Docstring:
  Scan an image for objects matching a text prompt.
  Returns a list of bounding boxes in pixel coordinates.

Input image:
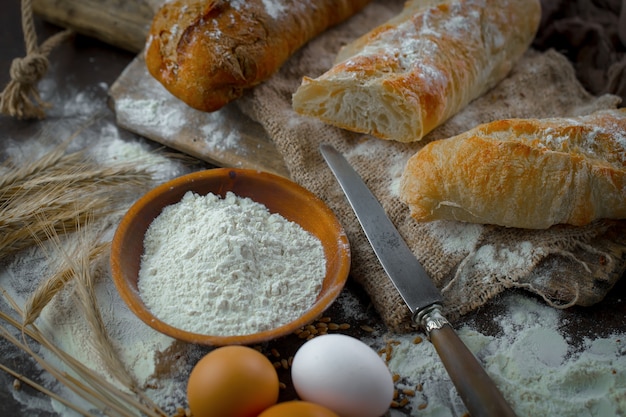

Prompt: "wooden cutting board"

[108,54,289,177]
[33,0,160,53]
[34,0,289,177]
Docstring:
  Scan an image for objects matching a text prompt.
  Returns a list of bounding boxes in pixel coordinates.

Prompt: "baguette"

[292,0,541,143]
[399,109,626,229]
[145,0,372,112]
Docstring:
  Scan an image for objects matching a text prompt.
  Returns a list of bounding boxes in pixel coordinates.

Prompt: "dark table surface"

[0,2,137,415]
[1,1,625,416]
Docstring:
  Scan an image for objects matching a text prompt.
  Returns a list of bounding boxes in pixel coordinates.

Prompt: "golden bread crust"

[145,0,373,112]
[399,109,626,229]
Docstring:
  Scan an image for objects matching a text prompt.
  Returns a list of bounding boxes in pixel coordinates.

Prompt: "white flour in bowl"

[138,191,326,336]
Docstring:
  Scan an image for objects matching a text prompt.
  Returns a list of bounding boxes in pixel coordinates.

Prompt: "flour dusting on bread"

[292,0,541,142]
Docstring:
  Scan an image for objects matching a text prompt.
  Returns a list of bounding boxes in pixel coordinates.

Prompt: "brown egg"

[257,401,341,417]
[187,345,279,417]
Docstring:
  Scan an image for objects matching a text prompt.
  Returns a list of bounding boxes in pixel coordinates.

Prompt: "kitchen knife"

[320,144,517,417]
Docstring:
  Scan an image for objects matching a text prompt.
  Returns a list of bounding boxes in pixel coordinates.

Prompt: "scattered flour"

[38,75,109,118]
[422,220,483,256]
[114,97,188,138]
[138,191,326,336]
[113,86,247,154]
[87,133,189,184]
[383,294,626,417]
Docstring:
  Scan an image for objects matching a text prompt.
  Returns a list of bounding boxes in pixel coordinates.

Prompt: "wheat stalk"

[21,206,169,415]
[22,241,110,326]
[0,138,177,415]
[1,287,169,417]
[0,141,152,260]
[67,217,165,412]
[0,137,70,192]
[0,326,97,417]
[0,309,166,417]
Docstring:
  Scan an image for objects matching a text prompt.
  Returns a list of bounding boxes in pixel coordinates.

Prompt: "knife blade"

[320,144,518,417]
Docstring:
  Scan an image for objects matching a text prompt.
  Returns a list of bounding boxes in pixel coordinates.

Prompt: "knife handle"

[420,306,517,417]
[428,323,517,417]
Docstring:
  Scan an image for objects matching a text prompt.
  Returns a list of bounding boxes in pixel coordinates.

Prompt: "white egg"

[291,334,394,417]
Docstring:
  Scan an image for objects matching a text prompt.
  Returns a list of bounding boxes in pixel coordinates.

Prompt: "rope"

[0,0,74,120]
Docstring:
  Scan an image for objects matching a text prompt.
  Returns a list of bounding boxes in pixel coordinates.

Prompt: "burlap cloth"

[236,0,626,332]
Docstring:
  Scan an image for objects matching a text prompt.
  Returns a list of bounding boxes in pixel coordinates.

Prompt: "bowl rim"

[110,168,351,346]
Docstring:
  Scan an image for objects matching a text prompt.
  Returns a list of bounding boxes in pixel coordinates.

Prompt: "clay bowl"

[110,168,350,346]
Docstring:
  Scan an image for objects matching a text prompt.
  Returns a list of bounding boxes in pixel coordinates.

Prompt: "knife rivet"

[416,304,449,337]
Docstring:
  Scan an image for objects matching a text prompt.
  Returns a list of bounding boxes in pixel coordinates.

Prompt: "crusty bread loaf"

[292,0,541,143]
[145,0,372,112]
[399,109,626,229]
